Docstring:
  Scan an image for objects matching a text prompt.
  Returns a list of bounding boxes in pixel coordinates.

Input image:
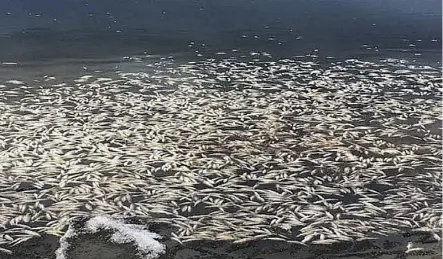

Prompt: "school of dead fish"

[0,55,441,254]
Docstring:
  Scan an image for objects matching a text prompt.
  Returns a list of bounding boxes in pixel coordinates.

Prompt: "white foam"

[55,216,165,259]
[55,225,77,259]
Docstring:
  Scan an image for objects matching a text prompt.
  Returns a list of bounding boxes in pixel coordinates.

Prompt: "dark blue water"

[0,0,441,65]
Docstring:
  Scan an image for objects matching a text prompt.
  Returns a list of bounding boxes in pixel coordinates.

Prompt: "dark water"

[0,0,441,65]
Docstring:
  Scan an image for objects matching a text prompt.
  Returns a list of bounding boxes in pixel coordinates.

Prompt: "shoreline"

[5,220,442,259]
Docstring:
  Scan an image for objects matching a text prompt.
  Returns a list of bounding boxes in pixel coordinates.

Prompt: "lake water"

[0,0,441,72]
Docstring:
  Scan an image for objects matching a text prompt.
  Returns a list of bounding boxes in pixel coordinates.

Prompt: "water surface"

[0,0,440,66]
